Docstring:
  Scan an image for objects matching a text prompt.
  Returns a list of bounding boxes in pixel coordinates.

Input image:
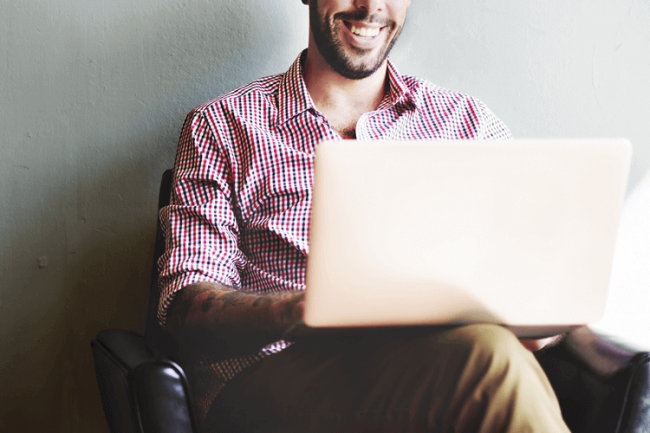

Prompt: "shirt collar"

[277,50,418,124]
[384,58,419,111]
[277,50,316,124]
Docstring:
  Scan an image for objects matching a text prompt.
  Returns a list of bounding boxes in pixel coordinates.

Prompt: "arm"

[160,110,305,360]
[166,281,304,360]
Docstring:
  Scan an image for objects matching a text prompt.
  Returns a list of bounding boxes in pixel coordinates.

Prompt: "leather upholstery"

[615,353,650,433]
[537,328,650,433]
[91,329,199,433]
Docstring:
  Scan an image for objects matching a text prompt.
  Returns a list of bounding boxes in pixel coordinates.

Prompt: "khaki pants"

[205,324,570,432]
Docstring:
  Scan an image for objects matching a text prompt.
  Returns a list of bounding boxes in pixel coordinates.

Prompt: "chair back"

[144,169,177,356]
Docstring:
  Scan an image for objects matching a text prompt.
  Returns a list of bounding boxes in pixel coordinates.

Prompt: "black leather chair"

[91,170,200,433]
[91,170,650,433]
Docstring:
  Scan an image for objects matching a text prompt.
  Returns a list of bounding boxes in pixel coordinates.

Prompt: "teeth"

[351,25,380,37]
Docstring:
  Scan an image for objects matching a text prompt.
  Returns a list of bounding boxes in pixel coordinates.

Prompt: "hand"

[519,334,564,352]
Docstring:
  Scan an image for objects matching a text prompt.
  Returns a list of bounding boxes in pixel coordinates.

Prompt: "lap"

[204,324,529,433]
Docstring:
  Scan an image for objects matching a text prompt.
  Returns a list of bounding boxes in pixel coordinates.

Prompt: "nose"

[353,0,384,14]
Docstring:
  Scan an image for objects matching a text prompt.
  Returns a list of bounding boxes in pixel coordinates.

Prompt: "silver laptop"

[302,139,632,337]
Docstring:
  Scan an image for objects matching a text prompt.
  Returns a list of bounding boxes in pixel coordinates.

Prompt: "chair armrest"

[91,329,200,433]
[564,327,648,377]
[537,327,650,433]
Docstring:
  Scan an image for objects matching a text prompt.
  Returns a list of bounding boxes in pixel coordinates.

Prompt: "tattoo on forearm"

[220,291,247,307]
[201,292,217,313]
[167,282,303,353]
[280,301,294,322]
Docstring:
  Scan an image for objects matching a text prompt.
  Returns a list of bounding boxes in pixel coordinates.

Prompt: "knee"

[442,323,517,345]
[442,324,530,372]
[446,323,519,350]
[433,325,564,432]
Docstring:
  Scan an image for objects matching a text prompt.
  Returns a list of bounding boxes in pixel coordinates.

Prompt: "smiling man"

[159,0,570,431]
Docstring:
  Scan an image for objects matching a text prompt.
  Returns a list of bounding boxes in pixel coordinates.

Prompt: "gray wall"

[1,1,648,431]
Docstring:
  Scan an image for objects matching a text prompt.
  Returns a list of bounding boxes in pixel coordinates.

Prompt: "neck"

[302,41,388,139]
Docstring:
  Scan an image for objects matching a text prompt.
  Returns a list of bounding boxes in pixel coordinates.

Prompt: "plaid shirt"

[158,51,512,416]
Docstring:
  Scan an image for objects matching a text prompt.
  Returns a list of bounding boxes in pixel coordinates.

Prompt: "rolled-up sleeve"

[157,109,246,327]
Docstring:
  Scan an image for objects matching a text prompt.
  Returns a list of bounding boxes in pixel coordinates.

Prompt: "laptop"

[301,139,632,338]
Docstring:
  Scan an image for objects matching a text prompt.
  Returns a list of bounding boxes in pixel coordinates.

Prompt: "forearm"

[166,281,304,359]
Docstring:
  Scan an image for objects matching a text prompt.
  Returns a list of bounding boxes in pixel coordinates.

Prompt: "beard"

[309,3,403,80]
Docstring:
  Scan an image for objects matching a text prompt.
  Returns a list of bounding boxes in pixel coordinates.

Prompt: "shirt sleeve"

[477,103,513,140]
[157,109,247,327]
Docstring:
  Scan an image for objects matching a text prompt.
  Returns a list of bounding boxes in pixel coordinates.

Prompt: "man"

[159,0,569,431]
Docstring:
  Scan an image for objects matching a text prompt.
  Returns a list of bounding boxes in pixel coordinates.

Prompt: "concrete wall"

[1,0,648,431]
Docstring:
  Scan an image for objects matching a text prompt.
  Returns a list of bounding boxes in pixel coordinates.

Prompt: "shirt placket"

[357,104,404,140]
[311,110,345,144]
[355,112,373,140]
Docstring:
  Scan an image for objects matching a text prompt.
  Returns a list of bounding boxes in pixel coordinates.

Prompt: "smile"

[345,21,382,38]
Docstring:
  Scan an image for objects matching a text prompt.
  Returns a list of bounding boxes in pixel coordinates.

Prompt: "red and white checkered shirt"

[158,51,512,415]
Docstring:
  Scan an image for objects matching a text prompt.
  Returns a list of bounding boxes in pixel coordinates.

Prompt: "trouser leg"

[204,324,569,433]
[442,324,569,433]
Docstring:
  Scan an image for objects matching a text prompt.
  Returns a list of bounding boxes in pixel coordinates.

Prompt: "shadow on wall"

[0,1,302,431]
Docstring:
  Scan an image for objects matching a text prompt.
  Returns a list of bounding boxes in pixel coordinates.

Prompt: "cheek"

[390,0,411,23]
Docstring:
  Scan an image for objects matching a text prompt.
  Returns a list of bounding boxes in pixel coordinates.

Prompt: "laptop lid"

[303,139,632,336]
